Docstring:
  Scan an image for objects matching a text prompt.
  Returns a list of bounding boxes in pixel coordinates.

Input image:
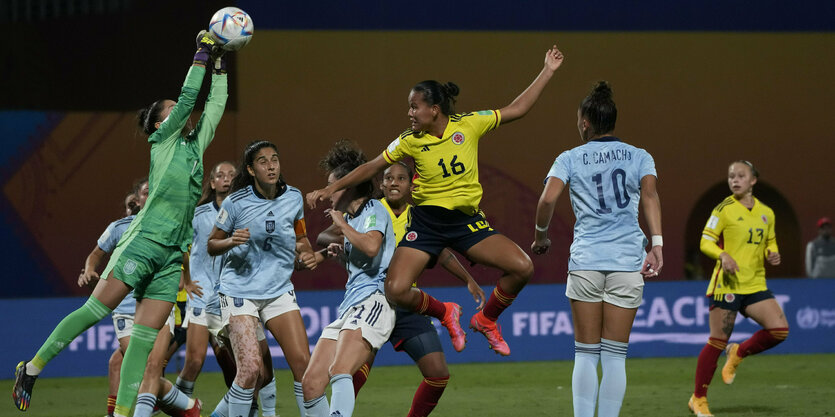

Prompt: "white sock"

[160,384,192,410]
[303,394,330,417]
[25,362,41,376]
[259,377,276,417]
[598,338,628,417]
[175,376,195,397]
[329,374,355,417]
[132,393,157,417]
[227,383,254,417]
[294,380,306,416]
[572,341,601,417]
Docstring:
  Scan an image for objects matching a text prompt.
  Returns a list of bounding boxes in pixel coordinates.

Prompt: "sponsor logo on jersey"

[387,138,400,153]
[761,215,768,224]
[266,220,275,233]
[405,231,418,241]
[477,110,492,116]
[364,214,376,229]
[451,132,465,145]
[267,211,274,217]
[707,215,719,229]
[421,145,430,152]
[724,293,735,303]
[737,216,744,221]
[123,259,137,275]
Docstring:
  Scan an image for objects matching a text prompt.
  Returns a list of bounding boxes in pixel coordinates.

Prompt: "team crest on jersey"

[123,259,137,275]
[405,231,418,241]
[451,132,465,145]
[761,215,768,224]
[266,220,275,233]
[724,293,735,303]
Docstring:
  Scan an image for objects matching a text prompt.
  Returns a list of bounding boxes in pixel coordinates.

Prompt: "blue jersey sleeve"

[638,149,657,179]
[215,197,237,233]
[546,150,572,184]
[97,223,119,253]
[361,202,390,236]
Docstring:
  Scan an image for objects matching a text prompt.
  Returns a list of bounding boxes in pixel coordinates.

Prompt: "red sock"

[415,290,446,319]
[107,395,117,416]
[482,285,517,321]
[694,337,727,397]
[407,376,449,417]
[352,362,372,397]
[738,328,788,358]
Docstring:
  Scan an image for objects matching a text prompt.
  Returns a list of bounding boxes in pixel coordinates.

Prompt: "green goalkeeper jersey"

[124,65,227,252]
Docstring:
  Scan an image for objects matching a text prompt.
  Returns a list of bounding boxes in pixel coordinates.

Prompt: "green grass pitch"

[5,354,833,416]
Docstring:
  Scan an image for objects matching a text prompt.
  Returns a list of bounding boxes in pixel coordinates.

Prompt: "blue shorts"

[389,308,442,362]
[709,290,774,318]
[399,205,498,262]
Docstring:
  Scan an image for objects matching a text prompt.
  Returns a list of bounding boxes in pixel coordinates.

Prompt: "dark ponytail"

[580,81,617,136]
[412,80,460,115]
[137,100,166,136]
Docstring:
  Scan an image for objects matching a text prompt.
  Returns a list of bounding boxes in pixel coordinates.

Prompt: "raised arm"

[531,177,566,255]
[306,154,390,209]
[498,44,564,124]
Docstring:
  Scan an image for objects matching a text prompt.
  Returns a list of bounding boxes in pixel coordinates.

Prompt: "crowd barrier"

[2,278,832,378]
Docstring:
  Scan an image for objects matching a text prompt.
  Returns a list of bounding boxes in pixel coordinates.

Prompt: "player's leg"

[407,333,449,417]
[176,312,210,397]
[211,336,238,388]
[105,347,123,417]
[570,297,604,417]
[255,338,275,417]
[13,275,129,412]
[352,352,376,396]
[302,338,337,417]
[690,306,735,416]
[597,271,643,417]
[723,294,788,384]
[463,234,534,356]
[264,299,310,417]
[217,314,262,417]
[329,329,373,417]
[134,318,174,417]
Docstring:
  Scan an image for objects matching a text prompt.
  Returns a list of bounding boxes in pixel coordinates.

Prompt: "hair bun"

[591,81,613,100]
[443,82,460,97]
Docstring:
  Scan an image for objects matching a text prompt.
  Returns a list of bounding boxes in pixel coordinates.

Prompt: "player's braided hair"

[412,80,460,115]
[137,100,166,135]
[580,81,617,136]
[231,140,286,193]
[319,139,374,198]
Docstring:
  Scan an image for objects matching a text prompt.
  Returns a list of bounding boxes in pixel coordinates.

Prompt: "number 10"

[592,169,630,215]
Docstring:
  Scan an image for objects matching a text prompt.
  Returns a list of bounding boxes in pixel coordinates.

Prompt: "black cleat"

[12,361,37,411]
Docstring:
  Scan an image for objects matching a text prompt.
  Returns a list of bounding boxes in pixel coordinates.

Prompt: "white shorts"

[112,308,175,341]
[183,307,224,338]
[320,292,395,350]
[219,292,300,341]
[566,270,644,309]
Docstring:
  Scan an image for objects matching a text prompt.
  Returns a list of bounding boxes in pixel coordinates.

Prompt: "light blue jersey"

[337,199,395,317]
[546,137,656,271]
[97,215,137,315]
[215,184,303,300]
[189,201,222,315]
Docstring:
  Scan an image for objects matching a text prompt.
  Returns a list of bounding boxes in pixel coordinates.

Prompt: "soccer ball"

[208,7,254,51]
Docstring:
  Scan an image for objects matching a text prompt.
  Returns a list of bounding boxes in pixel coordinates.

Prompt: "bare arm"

[640,175,663,277]
[207,226,250,256]
[531,177,566,255]
[78,246,108,287]
[295,235,319,270]
[498,45,564,124]
[181,251,203,298]
[316,222,343,248]
[306,154,390,209]
[438,248,485,310]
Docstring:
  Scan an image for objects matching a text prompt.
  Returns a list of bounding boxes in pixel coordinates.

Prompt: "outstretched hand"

[544,44,565,72]
[306,188,333,209]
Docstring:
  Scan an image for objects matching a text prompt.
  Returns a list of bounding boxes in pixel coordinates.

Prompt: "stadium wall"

[1,279,833,378]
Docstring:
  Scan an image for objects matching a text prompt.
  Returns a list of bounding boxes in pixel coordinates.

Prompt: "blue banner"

[2,279,834,378]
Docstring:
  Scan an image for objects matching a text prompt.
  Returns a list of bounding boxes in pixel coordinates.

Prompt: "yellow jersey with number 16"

[382,110,501,215]
[702,196,778,297]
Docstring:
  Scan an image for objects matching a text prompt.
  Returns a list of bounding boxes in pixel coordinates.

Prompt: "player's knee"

[301,373,326,400]
[384,279,409,303]
[508,254,534,283]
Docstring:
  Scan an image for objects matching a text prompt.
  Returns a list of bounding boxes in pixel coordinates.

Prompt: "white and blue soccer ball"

[208,7,254,51]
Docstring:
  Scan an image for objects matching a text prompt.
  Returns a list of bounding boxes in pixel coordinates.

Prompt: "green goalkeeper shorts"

[102,233,182,303]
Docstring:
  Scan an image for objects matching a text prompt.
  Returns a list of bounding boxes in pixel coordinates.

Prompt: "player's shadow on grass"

[712,405,777,414]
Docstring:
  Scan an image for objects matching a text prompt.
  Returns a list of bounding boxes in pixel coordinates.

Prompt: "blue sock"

[259,377,276,417]
[227,382,254,417]
[572,341,601,417]
[303,395,330,417]
[294,380,306,416]
[161,384,191,410]
[132,393,157,417]
[329,374,354,417]
[175,376,195,397]
[211,390,231,417]
[599,338,628,417]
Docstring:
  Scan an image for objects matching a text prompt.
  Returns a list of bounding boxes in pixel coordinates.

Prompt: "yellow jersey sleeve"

[383,130,417,164]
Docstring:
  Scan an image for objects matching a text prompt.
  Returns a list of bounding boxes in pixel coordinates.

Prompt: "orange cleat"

[469,312,510,356]
[440,302,466,352]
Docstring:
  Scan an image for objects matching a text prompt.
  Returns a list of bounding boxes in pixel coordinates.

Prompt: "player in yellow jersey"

[689,161,788,417]
[307,44,564,357]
